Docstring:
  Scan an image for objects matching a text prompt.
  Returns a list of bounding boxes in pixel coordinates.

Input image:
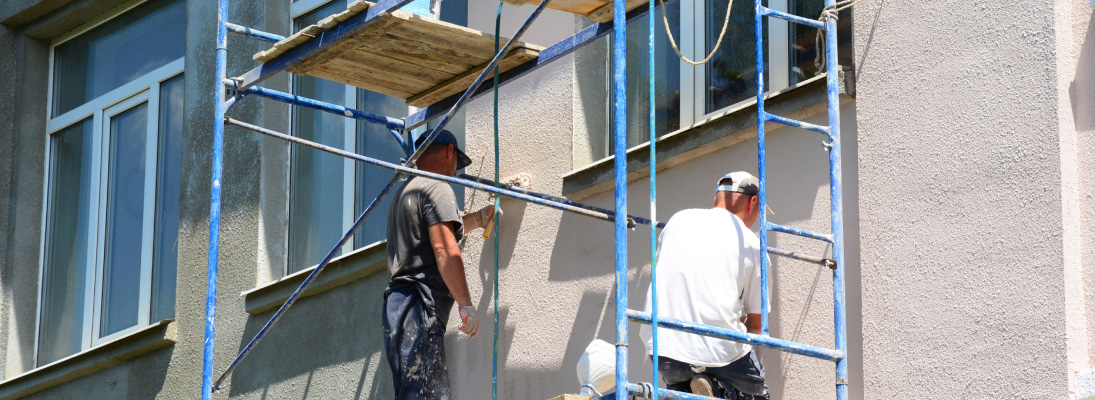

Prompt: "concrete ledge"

[0,319,177,399]
[563,73,854,200]
[2,0,133,39]
[244,241,388,315]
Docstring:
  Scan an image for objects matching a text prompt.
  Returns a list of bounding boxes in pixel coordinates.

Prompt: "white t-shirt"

[640,207,767,367]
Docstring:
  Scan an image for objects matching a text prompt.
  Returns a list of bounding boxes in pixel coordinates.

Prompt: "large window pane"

[52,0,184,117]
[100,103,149,337]
[289,1,350,273]
[610,7,681,157]
[152,75,183,322]
[39,119,95,366]
[353,91,407,248]
[705,0,766,113]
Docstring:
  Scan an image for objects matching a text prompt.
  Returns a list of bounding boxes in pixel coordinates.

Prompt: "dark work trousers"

[383,284,455,400]
[658,351,770,399]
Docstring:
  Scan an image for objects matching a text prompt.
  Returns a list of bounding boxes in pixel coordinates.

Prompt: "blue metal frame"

[203,0,228,398]
[225,23,285,43]
[752,0,850,398]
[611,0,628,397]
[208,0,851,395]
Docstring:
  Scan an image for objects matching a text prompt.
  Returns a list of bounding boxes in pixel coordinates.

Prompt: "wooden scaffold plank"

[253,0,545,107]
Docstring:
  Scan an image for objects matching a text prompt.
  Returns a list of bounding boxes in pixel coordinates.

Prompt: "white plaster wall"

[852,0,1084,398]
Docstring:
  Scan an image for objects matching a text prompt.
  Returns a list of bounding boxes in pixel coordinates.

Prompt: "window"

[37,0,184,367]
[577,0,850,162]
[287,0,467,274]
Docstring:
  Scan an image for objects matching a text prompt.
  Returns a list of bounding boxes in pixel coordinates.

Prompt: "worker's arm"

[461,205,496,231]
[744,313,762,335]
[428,221,479,337]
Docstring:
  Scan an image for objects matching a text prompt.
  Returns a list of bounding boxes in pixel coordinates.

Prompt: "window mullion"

[342,86,356,255]
[88,109,107,350]
[767,0,790,92]
[688,0,704,124]
[138,84,162,327]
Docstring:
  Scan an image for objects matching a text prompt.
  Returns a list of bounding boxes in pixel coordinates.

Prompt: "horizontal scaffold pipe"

[230,83,406,132]
[766,247,836,269]
[456,173,664,229]
[626,310,844,361]
[404,0,682,130]
[224,118,649,227]
[618,383,723,400]
[225,22,286,43]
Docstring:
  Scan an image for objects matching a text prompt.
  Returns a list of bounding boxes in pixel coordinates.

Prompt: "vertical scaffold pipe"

[647,0,659,391]
[753,0,770,337]
[203,0,228,397]
[612,0,629,395]
[825,1,849,398]
[492,3,503,399]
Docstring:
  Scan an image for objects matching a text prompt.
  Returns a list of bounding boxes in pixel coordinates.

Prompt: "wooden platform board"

[254,1,544,107]
[503,0,648,23]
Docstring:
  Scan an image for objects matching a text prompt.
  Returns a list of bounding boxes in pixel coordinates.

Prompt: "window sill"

[563,73,853,199]
[0,319,177,399]
[243,240,389,315]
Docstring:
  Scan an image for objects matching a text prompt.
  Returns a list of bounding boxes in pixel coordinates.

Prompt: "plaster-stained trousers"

[383,284,454,400]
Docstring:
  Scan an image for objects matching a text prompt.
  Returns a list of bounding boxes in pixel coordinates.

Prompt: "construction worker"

[383,130,496,399]
[639,171,771,400]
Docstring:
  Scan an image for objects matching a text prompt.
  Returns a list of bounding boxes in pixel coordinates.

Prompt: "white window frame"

[90,90,158,346]
[594,0,795,159]
[679,0,792,127]
[34,0,184,367]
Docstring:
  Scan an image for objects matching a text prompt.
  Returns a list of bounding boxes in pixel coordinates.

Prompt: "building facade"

[0,0,1092,399]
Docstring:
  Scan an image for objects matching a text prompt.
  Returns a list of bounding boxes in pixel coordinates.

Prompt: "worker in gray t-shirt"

[383,129,496,400]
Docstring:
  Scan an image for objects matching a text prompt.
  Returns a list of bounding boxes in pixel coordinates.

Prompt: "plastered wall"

[852,0,1093,399]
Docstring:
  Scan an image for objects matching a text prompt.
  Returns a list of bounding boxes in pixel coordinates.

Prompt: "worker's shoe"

[689,373,717,397]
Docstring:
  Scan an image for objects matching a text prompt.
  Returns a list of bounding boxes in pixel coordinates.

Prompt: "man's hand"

[478,205,498,226]
[461,205,500,232]
[458,305,480,337]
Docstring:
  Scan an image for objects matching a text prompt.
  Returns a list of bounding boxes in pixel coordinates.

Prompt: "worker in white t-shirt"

[640,171,771,400]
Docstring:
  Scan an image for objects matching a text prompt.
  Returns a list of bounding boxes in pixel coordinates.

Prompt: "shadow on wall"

[1071,14,1095,132]
[477,200,528,295]
[225,273,393,399]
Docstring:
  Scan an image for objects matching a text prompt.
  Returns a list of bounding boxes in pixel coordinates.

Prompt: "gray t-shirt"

[386,176,464,299]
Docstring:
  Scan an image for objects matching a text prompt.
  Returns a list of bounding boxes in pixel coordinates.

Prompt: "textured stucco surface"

[0,16,49,380]
[852,0,1084,398]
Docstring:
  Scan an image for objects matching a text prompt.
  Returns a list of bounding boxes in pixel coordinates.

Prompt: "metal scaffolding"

[205,0,850,398]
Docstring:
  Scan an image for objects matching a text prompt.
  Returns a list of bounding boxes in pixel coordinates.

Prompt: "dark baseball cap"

[414,129,473,170]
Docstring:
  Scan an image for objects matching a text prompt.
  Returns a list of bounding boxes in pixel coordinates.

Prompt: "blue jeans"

[382,284,454,400]
[657,352,769,399]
